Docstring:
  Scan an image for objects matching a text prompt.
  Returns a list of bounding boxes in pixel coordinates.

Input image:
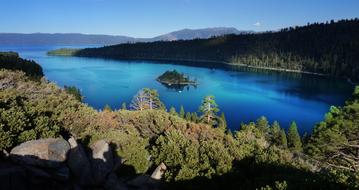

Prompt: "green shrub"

[86,126,150,174]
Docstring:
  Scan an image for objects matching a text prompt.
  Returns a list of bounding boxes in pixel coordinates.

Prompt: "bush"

[0,88,60,150]
[151,129,233,181]
[0,70,94,150]
[86,126,150,174]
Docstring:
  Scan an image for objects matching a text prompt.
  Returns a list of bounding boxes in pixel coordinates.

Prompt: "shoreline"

[50,51,357,85]
[102,56,337,78]
[156,78,198,86]
[144,57,358,85]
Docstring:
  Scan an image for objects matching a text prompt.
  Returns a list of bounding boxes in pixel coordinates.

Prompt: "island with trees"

[156,70,197,90]
[47,48,81,56]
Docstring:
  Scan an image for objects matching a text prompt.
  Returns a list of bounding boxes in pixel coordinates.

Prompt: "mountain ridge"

[149,27,247,41]
[0,27,244,45]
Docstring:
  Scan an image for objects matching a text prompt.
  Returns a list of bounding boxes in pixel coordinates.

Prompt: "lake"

[0,45,354,133]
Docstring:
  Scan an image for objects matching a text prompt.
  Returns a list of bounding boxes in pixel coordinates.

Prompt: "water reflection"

[158,82,197,92]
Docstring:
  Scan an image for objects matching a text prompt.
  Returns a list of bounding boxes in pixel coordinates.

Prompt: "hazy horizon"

[0,27,243,37]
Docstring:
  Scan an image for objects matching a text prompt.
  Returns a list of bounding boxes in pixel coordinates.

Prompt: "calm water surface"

[0,45,354,133]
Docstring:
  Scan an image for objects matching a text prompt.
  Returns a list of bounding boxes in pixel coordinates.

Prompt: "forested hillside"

[2,69,358,189]
[0,52,43,77]
[73,19,359,82]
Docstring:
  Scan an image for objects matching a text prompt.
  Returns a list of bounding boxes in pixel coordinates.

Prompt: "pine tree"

[306,86,359,173]
[169,106,177,116]
[64,85,83,102]
[280,128,288,148]
[143,88,165,110]
[218,112,227,130]
[179,105,185,118]
[130,88,164,111]
[185,112,192,121]
[121,102,127,110]
[191,112,198,123]
[287,121,302,151]
[271,121,281,144]
[199,95,219,124]
[256,116,269,133]
[130,89,147,111]
[103,104,112,112]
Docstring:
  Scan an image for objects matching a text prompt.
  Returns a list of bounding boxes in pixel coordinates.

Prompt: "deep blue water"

[0,45,354,133]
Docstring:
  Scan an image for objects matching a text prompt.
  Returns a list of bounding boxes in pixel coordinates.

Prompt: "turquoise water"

[0,45,354,133]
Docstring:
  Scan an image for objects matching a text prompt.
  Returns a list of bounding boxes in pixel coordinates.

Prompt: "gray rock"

[67,137,93,185]
[128,175,160,189]
[112,155,123,172]
[25,166,72,190]
[24,165,52,179]
[72,183,84,190]
[0,163,27,190]
[150,162,166,180]
[23,164,70,183]
[104,173,128,190]
[49,165,71,181]
[0,158,71,190]
[1,149,9,159]
[90,140,114,185]
[127,175,152,188]
[10,138,70,168]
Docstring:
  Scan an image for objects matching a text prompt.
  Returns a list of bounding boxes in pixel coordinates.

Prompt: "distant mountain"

[150,27,246,41]
[0,33,136,46]
[0,27,245,45]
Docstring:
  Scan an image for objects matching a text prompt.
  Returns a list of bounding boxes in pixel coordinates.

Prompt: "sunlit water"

[0,45,354,133]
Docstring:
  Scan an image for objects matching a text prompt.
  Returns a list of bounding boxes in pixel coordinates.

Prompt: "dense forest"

[71,19,359,82]
[0,52,43,77]
[1,54,359,189]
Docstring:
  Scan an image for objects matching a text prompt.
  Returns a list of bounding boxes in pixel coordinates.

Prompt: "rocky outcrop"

[91,140,114,185]
[104,173,129,190]
[151,162,167,180]
[67,137,93,185]
[128,163,166,189]
[0,160,72,190]
[0,138,165,190]
[0,163,27,190]
[1,150,9,159]
[10,138,70,168]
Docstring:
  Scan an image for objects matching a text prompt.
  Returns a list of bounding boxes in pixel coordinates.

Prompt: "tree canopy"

[130,88,165,111]
[306,86,359,187]
[0,52,43,78]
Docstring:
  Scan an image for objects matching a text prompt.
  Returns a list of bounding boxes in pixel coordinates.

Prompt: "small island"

[47,48,81,56]
[157,70,197,85]
[156,70,197,91]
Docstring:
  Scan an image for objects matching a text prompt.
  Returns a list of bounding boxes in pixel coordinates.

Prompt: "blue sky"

[1,0,358,37]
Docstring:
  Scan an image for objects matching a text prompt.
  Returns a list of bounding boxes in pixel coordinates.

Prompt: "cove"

[0,45,354,133]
